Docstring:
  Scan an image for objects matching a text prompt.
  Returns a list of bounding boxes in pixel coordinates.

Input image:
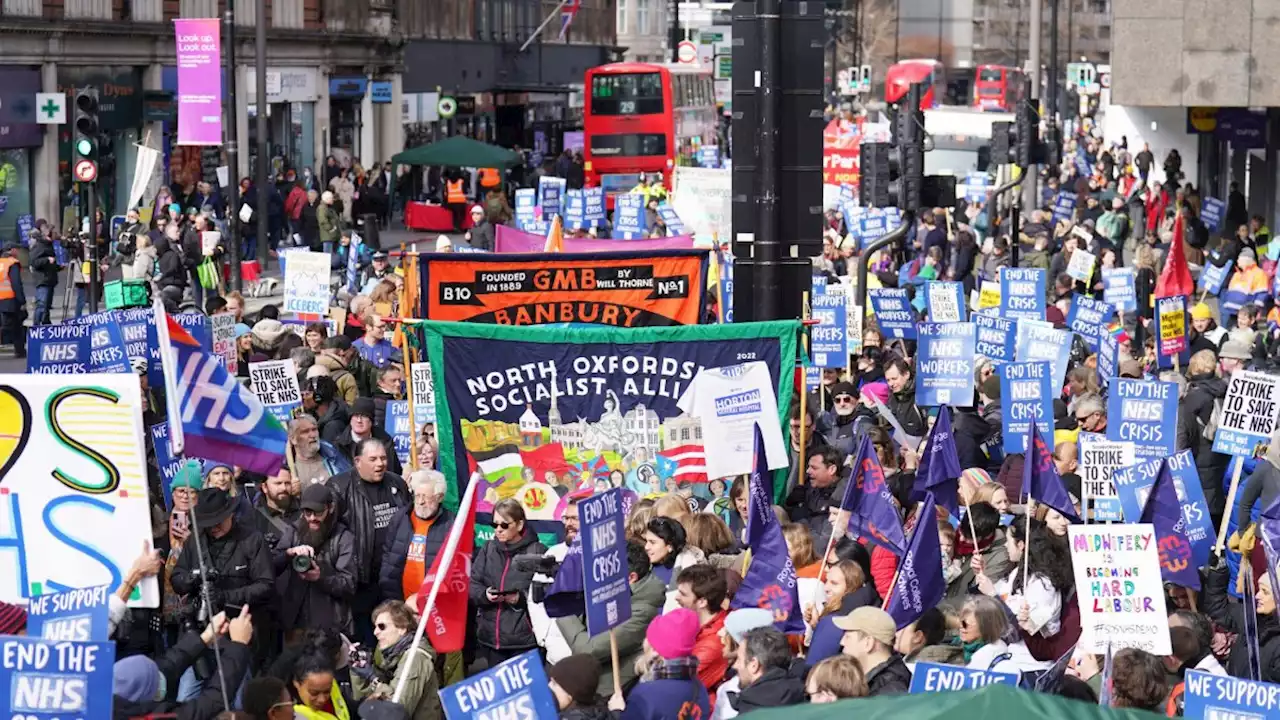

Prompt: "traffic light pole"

[754,0,782,321]
[224,5,242,292]
[990,169,1028,266]
[87,183,99,313]
[255,0,269,267]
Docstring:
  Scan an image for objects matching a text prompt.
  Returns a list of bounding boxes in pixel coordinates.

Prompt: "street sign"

[437,96,457,119]
[73,159,97,183]
[677,40,698,64]
[35,92,65,125]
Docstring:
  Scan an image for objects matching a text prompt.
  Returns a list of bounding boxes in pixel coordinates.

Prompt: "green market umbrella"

[744,684,1168,720]
[390,136,522,170]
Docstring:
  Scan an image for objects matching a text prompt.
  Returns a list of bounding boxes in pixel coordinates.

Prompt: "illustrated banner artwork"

[419,251,706,327]
[422,321,797,527]
[0,375,158,607]
[282,250,331,315]
[1069,524,1172,655]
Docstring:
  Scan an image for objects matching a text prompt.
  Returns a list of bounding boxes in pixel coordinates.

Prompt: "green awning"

[390,136,523,169]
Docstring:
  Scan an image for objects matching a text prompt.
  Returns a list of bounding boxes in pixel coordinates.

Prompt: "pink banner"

[174,19,223,146]
[495,224,696,253]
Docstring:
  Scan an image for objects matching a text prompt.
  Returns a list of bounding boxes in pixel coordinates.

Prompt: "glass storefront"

[0,149,33,246]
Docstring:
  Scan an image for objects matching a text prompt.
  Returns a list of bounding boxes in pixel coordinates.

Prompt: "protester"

[610,608,711,720]
[277,483,357,639]
[469,499,546,668]
[351,601,441,720]
[728,627,806,712]
[805,655,869,703]
[835,606,912,695]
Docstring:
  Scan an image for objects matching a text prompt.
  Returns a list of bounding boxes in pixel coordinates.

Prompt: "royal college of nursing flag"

[842,434,907,555]
[915,410,963,517]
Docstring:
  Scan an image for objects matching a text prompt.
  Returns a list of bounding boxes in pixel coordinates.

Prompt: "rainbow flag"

[1106,318,1129,343]
[160,308,288,476]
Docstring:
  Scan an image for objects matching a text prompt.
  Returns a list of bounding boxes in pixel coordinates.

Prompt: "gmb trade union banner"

[419,250,707,327]
[420,320,798,538]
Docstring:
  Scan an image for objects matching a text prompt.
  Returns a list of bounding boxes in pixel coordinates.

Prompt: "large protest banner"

[419,251,706,327]
[1069,524,1171,655]
[1077,433,1134,522]
[915,322,975,407]
[1107,379,1178,462]
[282,250,331,315]
[999,361,1055,454]
[867,288,916,339]
[493,225,694,253]
[973,313,1016,362]
[999,267,1047,321]
[0,375,158,606]
[579,488,632,636]
[440,649,558,720]
[1212,370,1280,458]
[421,321,797,537]
[1111,450,1214,569]
[0,635,115,720]
[248,359,302,425]
[1184,670,1280,720]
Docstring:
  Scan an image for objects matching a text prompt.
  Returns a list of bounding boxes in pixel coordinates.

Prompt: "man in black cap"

[0,239,26,357]
[334,397,402,475]
[277,483,357,640]
[170,488,277,675]
[361,250,393,289]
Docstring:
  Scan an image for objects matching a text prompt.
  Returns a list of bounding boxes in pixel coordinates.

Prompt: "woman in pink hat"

[607,608,710,720]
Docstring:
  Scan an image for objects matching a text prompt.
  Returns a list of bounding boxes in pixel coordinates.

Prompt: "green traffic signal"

[75,137,94,157]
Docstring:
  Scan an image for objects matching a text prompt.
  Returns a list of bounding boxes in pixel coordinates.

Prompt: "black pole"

[87,183,99,312]
[224,7,242,291]
[1047,0,1059,163]
[827,13,838,100]
[1010,202,1020,267]
[255,0,269,267]
[856,216,912,312]
[670,0,680,63]
[1015,0,1022,67]
[756,0,781,321]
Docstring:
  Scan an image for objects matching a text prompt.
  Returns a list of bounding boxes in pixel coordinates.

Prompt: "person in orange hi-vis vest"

[445,170,468,232]
[0,240,26,359]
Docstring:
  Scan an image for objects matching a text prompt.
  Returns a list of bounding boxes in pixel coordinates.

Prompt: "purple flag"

[884,491,946,629]
[1138,460,1200,590]
[731,424,804,633]
[1021,423,1080,522]
[1098,643,1113,707]
[174,19,223,146]
[1242,567,1263,681]
[841,435,906,555]
[915,410,962,516]
[1258,496,1280,612]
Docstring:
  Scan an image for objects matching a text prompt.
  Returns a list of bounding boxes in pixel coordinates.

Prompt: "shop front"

[246,67,319,177]
[328,75,367,165]
[0,67,41,247]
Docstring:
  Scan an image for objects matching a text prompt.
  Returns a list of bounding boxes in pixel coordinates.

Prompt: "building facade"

[616,0,669,63]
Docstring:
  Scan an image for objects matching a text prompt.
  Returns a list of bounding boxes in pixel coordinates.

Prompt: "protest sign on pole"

[1069,524,1171,655]
[210,312,238,374]
[1015,318,1072,391]
[410,361,436,428]
[1156,295,1189,359]
[151,422,185,508]
[908,662,1017,693]
[1106,379,1178,463]
[925,281,966,323]
[915,322,976,407]
[580,488,632,637]
[810,281,848,367]
[1077,433,1135,522]
[439,649,559,720]
[999,361,1055,454]
[974,313,1016,362]
[612,193,646,239]
[1097,331,1120,392]
[868,288,916,340]
[538,176,567,218]
[385,400,413,464]
[1211,370,1280,458]
[999,267,1047,321]
[282,250,331,315]
[0,635,116,720]
[1199,259,1233,296]
[1102,267,1137,313]
[1066,294,1113,351]
[656,203,688,235]
[1111,450,1214,569]
[248,359,302,425]
[977,281,1001,310]
[1066,249,1096,284]
[513,188,544,233]
[1200,197,1225,231]
[27,586,112,641]
[1183,670,1280,720]
[1051,192,1077,224]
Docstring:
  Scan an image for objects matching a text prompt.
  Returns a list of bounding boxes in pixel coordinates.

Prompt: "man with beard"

[251,465,302,563]
[289,416,350,488]
[278,483,357,640]
[379,470,454,603]
[328,438,409,644]
[826,381,870,456]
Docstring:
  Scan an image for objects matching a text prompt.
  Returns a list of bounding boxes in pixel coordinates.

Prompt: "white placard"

[1078,435,1134,519]
[1069,523,1171,655]
[201,231,221,256]
[1066,249,1097,283]
[248,359,302,424]
[410,361,436,427]
[1212,369,1280,457]
[282,250,332,316]
[238,203,254,223]
[210,312,238,375]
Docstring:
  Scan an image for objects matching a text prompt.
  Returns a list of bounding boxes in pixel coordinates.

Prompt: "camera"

[292,554,315,573]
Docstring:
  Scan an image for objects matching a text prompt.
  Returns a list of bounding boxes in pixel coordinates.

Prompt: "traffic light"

[1014,84,1038,168]
[859,142,894,208]
[991,121,1012,166]
[73,88,100,181]
[894,82,925,212]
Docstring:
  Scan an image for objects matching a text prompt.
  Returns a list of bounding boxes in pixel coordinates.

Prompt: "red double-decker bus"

[884,59,944,109]
[973,65,1024,112]
[583,62,718,206]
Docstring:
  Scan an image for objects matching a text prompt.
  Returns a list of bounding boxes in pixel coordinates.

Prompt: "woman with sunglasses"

[351,600,442,720]
[469,499,547,667]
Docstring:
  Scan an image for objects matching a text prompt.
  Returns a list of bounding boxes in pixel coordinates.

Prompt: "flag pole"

[881,501,921,611]
[391,471,479,703]
[1215,461,1246,553]
[518,0,570,53]
[798,291,810,485]
[609,630,623,697]
[1023,496,1034,591]
[407,344,420,471]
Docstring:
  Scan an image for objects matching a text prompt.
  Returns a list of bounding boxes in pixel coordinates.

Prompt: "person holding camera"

[115,207,145,279]
[277,483,357,641]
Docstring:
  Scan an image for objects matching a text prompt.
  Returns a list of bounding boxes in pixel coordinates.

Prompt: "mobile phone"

[171,510,189,534]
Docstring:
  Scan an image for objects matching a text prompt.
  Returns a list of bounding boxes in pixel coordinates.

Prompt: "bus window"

[589,133,668,157]
[978,67,1003,82]
[591,73,664,115]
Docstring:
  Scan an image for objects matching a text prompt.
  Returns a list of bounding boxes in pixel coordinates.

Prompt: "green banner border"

[422,319,801,512]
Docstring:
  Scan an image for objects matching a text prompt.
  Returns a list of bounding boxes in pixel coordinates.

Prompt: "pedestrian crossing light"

[74,88,100,176]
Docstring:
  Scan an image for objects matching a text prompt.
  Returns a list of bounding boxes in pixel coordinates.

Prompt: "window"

[590,72,664,114]
[589,133,668,157]
[637,0,650,34]
[978,67,1003,82]
[617,0,628,35]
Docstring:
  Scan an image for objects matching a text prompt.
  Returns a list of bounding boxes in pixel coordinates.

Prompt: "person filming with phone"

[469,499,547,670]
[277,483,357,642]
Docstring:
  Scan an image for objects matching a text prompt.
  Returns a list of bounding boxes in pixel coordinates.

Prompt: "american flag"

[558,0,581,39]
[658,444,708,484]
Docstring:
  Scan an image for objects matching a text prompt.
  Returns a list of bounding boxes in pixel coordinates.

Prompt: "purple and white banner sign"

[174,19,223,146]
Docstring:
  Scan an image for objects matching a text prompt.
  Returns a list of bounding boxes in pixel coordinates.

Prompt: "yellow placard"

[978,281,1001,309]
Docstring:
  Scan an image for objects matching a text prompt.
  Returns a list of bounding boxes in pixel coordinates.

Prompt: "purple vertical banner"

[174,18,223,145]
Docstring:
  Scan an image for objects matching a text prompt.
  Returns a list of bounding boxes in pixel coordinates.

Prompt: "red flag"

[1155,211,1194,298]
[416,491,477,654]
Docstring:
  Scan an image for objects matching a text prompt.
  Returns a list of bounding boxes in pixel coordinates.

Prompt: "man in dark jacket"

[729,627,807,712]
[784,445,847,548]
[28,219,59,324]
[0,241,27,357]
[277,483,357,638]
[836,606,912,695]
[299,189,321,251]
[884,357,927,438]
[380,469,453,602]
[334,397,403,476]
[250,466,303,567]
[154,233,187,312]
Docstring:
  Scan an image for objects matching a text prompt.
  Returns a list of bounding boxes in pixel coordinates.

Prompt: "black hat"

[548,654,601,706]
[193,488,237,527]
[372,251,389,260]
[830,381,857,399]
[351,397,376,419]
[300,483,334,512]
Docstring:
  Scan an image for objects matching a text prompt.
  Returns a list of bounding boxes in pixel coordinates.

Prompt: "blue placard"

[841,203,865,247]
[720,254,735,323]
[1066,294,1113,351]
[369,81,393,104]
[999,361,1055,454]
[386,399,412,464]
[538,176,566,219]
[1015,319,1071,391]
[513,188,544,234]
[915,322,976,407]
[439,649,559,720]
[859,207,901,242]
[583,187,606,227]
[1073,149,1091,177]
[27,586,112,642]
[150,422,185,509]
[52,240,67,267]
[1097,330,1120,390]
[999,267,1046,321]
[908,661,1018,693]
[698,146,721,168]
[114,307,155,384]
[1184,669,1280,720]
[925,281,966,322]
[579,488,632,636]
[974,312,1016,362]
[345,235,362,292]
[612,193,646,239]
[810,281,848,368]
[17,214,33,247]
[1199,259,1233,296]
[1102,267,1137,313]
[1200,197,1226,232]
[0,635,116,720]
[563,189,587,230]
[963,172,992,203]
[1106,379,1178,463]
[27,318,130,375]
[1155,295,1191,371]
[1051,192,1077,224]
[67,310,134,374]
[839,184,855,203]
[1111,450,1213,568]
[868,287,916,340]
[656,203,687,235]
